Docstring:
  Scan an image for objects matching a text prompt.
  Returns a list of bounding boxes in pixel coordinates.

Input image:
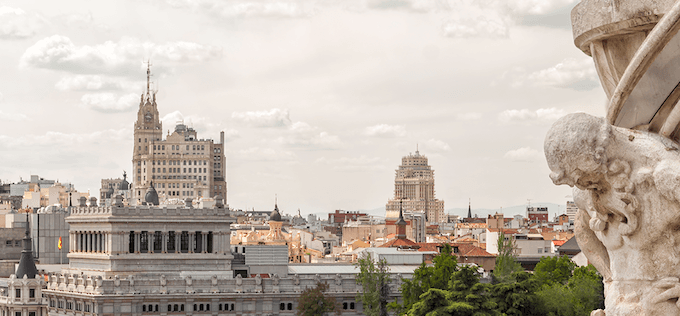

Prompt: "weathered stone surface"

[545,112,680,315]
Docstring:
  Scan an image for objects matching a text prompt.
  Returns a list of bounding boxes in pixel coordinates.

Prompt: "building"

[527,206,548,224]
[566,201,578,222]
[131,65,227,205]
[385,150,445,224]
[0,194,412,316]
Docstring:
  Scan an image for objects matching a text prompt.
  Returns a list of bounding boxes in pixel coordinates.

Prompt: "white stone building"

[385,150,445,224]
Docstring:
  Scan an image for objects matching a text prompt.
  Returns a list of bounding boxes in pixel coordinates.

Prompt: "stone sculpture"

[545,1,680,315]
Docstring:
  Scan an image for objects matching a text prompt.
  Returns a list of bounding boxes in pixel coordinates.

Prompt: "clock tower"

[132,63,162,200]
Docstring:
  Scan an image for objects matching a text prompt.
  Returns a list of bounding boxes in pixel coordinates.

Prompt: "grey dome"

[270,204,282,222]
[144,182,159,206]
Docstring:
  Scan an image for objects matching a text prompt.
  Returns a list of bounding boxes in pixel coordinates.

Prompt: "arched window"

[193,304,197,311]
[280,303,285,311]
[142,305,146,312]
[206,304,210,311]
[287,303,293,310]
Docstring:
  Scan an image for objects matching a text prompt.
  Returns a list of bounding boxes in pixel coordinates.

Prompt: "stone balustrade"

[68,205,231,218]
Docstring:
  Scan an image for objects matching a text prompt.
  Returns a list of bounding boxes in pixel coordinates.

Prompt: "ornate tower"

[132,63,163,199]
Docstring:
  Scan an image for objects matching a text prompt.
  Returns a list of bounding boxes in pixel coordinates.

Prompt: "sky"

[0,0,607,216]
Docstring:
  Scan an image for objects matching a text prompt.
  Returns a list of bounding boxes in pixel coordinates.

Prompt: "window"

[154,231,162,252]
[288,303,293,310]
[29,288,35,298]
[15,312,20,316]
[129,231,135,253]
[140,231,148,253]
[181,231,189,253]
[350,302,355,309]
[280,303,285,311]
[167,231,176,253]
[194,231,202,253]
[15,289,20,298]
[5,240,11,246]
[207,232,213,253]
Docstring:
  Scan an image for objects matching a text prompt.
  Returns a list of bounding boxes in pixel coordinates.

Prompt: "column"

[189,232,194,253]
[175,231,180,253]
[202,232,207,253]
[162,233,167,253]
[123,231,129,254]
[150,232,155,254]
[135,232,140,253]
[94,233,98,253]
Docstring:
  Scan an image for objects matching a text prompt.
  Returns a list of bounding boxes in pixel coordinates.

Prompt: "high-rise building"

[385,150,445,224]
[566,201,578,222]
[132,65,227,204]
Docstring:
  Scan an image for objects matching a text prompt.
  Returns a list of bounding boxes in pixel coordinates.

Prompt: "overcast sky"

[0,0,606,216]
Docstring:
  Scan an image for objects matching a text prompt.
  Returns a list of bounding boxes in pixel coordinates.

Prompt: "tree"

[395,244,459,314]
[493,232,524,283]
[533,255,576,285]
[296,282,341,316]
[534,262,604,316]
[355,252,391,316]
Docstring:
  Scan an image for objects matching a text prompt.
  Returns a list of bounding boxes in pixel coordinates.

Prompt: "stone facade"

[132,66,227,205]
[385,150,445,224]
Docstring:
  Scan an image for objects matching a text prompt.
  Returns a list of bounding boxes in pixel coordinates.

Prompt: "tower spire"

[146,60,153,96]
[467,198,472,219]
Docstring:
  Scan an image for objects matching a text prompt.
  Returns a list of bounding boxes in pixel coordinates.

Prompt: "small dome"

[270,204,282,222]
[119,179,130,191]
[106,187,114,198]
[144,183,159,206]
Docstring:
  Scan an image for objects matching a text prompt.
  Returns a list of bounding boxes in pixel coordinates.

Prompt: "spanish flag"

[58,236,62,250]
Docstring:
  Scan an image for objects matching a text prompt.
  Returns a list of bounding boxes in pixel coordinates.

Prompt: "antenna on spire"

[275,194,278,206]
[416,143,419,155]
[145,60,153,96]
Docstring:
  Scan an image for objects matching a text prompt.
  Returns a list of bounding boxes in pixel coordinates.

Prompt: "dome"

[144,182,159,206]
[119,179,130,191]
[106,186,114,198]
[270,204,282,222]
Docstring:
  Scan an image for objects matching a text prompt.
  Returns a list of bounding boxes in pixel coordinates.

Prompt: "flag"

[58,236,62,250]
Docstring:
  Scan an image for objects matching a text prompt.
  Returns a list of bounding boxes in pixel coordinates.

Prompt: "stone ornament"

[546,0,680,314]
[546,113,680,315]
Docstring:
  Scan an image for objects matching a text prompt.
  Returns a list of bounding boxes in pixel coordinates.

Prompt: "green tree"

[533,255,576,285]
[493,232,523,283]
[490,271,540,316]
[355,252,391,316]
[296,282,341,316]
[394,244,459,314]
[534,263,604,316]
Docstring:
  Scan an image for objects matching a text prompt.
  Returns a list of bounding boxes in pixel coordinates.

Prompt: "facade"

[566,201,577,223]
[385,150,445,224]
[131,66,227,205]
[3,198,410,316]
[527,206,548,223]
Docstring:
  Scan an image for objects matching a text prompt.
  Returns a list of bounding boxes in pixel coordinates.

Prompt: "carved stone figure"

[272,274,279,286]
[546,113,680,315]
[235,274,242,286]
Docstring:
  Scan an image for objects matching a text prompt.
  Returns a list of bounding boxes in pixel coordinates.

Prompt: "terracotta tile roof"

[380,237,420,249]
[415,242,495,258]
[552,240,566,247]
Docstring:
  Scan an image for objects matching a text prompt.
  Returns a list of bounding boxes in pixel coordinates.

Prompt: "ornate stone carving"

[545,113,680,315]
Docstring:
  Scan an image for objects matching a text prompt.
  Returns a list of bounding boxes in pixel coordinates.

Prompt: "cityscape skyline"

[0,0,602,215]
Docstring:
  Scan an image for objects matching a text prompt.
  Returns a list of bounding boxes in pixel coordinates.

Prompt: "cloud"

[442,16,509,38]
[0,128,129,149]
[55,75,136,91]
[315,155,385,171]
[503,146,543,162]
[364,124,407,137]
[165,0,319,19]
[232,147,297,161]
[80,93,139,113]
[528,58,599,90]
[276,131,342,149]
[504,0,577,16]
[422,139,451,152]
[20,35,223,76]
[0,6,45,39]
[231,108,291,128]
[498,107,566,124]
[457,112,482,120]
[0,110,28,122]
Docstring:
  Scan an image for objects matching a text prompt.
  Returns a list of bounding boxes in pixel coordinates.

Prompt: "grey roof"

[558,236,581,253]
[144,183,159,206]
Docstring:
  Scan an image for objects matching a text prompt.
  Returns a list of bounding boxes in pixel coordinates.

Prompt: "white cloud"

[442,16,508,38]
[504,0,578,16]
[20,35,223,75]
[0,128,129,149]
[315,155,385,171]
[364,124,407,137]
[422,139,451,152]
[528,58,599,90]
[504,146,543,162]
[232,147,297,161]
[80,93,138,113]
[55,75,136,91]
[276,131,342,149]
[0,110,28,122]
[457,112,482,120]
[498,107,566,124]
[231,108,291,128]
[165,0,319,18]
[0,6,45,39]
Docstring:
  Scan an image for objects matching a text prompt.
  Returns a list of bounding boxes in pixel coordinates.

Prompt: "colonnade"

[69,231,227,255]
